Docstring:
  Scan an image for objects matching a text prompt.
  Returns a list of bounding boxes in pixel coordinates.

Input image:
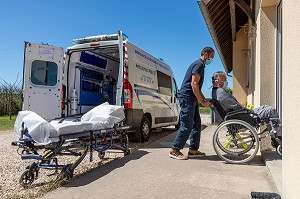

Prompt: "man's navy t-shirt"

[178,59,205,99]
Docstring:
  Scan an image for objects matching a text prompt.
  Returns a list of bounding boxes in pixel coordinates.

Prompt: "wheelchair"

[210,99,282,164]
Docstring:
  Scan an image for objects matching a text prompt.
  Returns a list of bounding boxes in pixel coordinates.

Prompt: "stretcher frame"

[12,121,130,188]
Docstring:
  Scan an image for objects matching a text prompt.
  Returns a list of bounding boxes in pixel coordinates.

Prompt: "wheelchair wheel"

[277,145,282,156]
[213,119,259,164]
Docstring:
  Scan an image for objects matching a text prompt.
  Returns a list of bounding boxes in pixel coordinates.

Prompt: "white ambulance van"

[22,31,180,142]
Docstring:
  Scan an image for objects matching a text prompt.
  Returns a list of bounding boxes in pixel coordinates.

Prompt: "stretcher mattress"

[14,102,125,145]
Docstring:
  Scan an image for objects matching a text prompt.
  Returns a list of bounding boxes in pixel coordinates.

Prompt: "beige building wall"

[254,3,277,152]
[253,0,261,108]
[232,29,248,107]
[259,6,276,107]
[282,1,300,198]
[253,1,276,108]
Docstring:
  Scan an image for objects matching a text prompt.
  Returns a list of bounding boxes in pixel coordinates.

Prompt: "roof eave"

[198,0,230,74]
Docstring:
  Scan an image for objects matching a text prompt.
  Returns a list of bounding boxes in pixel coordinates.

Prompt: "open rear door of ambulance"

[22,42,63,120]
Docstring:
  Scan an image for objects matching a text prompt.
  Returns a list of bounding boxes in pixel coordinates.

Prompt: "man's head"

[201,47,215,65]
[212,71,228,89]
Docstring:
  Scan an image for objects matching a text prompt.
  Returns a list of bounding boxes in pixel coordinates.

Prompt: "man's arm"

[191,74,211,107]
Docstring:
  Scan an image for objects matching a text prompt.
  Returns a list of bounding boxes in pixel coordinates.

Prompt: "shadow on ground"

[61,125,208,187]
[63,150,148,188]
[145,125,207,149]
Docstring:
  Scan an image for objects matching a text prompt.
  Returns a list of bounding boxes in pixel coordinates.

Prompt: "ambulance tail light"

[123,79,132,109]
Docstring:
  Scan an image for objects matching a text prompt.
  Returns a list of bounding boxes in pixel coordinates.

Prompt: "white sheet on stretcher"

[14,102,125,145]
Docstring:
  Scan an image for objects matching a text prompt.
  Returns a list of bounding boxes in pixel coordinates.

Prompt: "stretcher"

[11,103,130,188]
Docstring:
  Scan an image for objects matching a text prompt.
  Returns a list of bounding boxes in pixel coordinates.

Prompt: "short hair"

[201,47,214,56]
[212,71,226,83]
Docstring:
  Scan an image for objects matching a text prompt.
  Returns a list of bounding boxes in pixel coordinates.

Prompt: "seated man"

[211,71,282,148]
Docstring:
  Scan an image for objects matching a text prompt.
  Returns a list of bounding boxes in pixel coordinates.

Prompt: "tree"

[0,75,22,118]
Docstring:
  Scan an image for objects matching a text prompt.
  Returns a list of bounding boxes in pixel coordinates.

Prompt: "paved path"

[42,125,277,199]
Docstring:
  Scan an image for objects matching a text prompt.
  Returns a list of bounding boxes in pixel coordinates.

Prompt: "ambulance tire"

[175,118,180,130]
[132,116,151,143]
[140,116,151,143]
[132,130,142,143]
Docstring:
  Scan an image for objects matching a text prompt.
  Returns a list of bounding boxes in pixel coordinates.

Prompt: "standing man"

[169,47,214,160]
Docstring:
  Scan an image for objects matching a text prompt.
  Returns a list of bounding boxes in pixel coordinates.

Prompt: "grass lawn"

[0,115,16,131]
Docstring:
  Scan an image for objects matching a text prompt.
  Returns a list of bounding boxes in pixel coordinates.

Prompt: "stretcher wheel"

[121,134,129,147]
[19,169,34,188]
[98,152,105,159]
[56,165,73,182]
[124,149,130,156]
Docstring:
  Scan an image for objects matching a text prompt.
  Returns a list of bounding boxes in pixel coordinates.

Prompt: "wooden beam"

[252,0,256,26]
[233,0,255,25]
[229,0,236,41]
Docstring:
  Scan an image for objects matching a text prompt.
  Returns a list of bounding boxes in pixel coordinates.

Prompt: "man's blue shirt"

[178,59,205,99]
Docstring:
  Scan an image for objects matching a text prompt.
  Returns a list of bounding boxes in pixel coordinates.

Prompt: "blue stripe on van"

[134,89,174,113]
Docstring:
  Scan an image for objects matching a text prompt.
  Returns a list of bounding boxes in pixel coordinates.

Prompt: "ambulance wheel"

[175,118,180,130]
[140,116,151,143]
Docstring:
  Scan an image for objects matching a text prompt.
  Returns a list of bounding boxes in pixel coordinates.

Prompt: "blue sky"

[0,0,231,98]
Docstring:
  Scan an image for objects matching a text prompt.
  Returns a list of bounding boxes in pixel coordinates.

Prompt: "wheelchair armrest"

[225,109,261,126]
[225,109,249,118]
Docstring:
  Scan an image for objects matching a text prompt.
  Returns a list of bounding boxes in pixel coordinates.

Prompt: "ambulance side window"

[157,71,172,95]
[173,78,178,98]
[31,60,58,86]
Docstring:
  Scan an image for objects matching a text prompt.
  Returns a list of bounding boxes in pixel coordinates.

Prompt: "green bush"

[199,107,211,114]
[0,79,22,116]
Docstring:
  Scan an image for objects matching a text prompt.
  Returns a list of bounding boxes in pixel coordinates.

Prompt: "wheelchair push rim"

[213,119,260,164]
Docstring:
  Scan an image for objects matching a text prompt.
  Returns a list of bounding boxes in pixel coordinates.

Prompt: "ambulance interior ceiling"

[90,46,120,63]
[70,45,120,74]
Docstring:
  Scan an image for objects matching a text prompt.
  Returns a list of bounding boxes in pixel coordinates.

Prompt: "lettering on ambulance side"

[134,49,170,72]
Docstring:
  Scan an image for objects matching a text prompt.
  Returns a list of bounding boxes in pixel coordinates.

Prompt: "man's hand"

[202,101,212,107]
[199,100,212,107]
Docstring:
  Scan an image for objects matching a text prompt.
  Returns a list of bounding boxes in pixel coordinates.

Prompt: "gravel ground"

[0,114,211,199]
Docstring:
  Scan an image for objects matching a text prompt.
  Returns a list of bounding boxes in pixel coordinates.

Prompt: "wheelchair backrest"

[210,99,226,120]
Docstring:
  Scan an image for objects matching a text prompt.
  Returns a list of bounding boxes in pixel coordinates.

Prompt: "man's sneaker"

[188,149,206,157]
[169,149,188,160]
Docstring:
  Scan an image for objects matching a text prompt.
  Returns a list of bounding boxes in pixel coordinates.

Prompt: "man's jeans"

[172,95,202,151]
